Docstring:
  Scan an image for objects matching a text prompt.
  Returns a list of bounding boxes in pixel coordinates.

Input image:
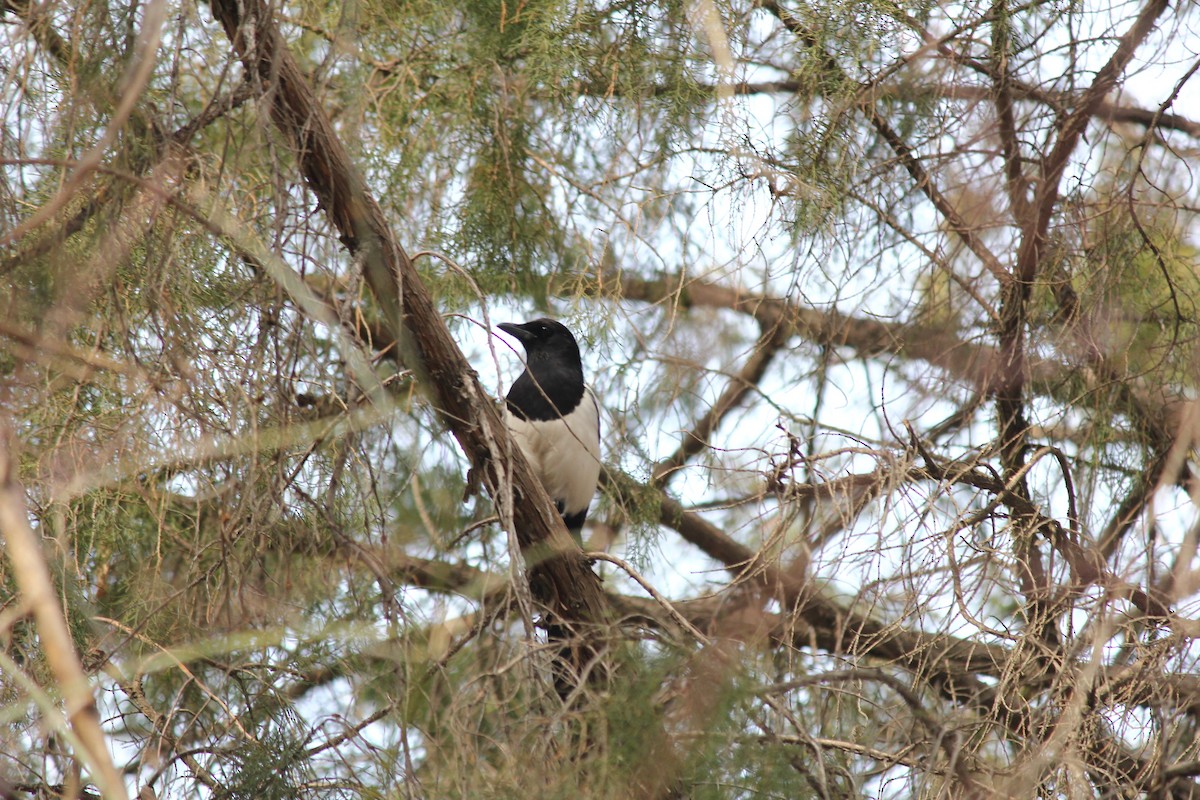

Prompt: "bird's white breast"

[504,388,601,516]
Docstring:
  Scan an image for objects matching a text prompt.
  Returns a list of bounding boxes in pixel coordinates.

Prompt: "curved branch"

[1018,0,1172,289]
[612,273,1187,435]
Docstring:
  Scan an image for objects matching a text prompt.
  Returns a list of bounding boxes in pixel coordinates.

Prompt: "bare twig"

[651,324,787,487]
[756,0,1011,287]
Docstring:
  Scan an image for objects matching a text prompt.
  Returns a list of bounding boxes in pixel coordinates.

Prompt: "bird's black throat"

[505,362,585,422]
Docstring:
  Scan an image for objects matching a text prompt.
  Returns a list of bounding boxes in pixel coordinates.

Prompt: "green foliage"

[217,714,314,800]
[309,0,726,295]
[1078,223,1200,381]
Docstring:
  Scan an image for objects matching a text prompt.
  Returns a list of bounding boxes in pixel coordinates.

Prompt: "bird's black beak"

[497,322,534,343]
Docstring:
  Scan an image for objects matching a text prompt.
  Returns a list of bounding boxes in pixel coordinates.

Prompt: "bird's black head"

[497,318,582,367]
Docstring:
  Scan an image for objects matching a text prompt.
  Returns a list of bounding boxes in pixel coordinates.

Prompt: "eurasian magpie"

[498,318,601,546]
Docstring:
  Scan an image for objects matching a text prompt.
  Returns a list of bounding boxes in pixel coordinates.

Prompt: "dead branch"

[651,323,788,487]
[0,430,128,800]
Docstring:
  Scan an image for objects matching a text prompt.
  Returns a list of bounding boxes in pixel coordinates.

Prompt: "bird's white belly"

[505,391,600,515]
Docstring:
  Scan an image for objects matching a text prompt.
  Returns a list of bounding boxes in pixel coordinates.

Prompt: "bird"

[497,318,601,546]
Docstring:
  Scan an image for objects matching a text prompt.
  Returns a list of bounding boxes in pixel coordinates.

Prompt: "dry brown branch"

[991,1,1031,224]
[0,430,128,800]
[997,0,1172,482]
[613,272,1010,391]
[983,0,1170,638]
[637,469,1014,686]
[0,0,166,253]
[651,323,787,487]
[622,460,1200,711]
[656,79,1200,141]
[107,670,220,793]
[754,0,1179,647]
[926,82,1200,141]
[911,456,1176,622]
[1016,0,1171,291]
[612,272,1190,447]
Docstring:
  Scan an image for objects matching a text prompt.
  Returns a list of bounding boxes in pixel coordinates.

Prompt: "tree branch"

[1018,0,1172,289]
[0,431,128,800]
[651,323,787,488]
[662,78,1200,141]
[611,272,1190,443]
[757,0,1011,287]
